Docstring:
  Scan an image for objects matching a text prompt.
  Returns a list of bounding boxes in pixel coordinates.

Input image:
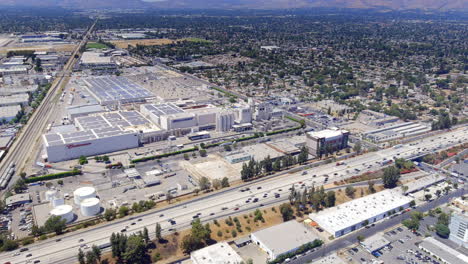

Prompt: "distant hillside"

[0,0,466,11]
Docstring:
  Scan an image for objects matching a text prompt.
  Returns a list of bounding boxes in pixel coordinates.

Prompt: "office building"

[306,127,349,157]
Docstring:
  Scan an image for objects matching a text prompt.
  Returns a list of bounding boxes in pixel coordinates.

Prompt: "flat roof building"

[311,253,346,264]
[0,105,21,122]
[306,127,349,158]
[0,93,29,107]
[363,121,431,143]
[418,237,468,264]
[360,233,390,253]
[6,193,31,207]
[251,220,319,260]
[83,76,154,105]
[310,189,413,238]
[190,242,243,264]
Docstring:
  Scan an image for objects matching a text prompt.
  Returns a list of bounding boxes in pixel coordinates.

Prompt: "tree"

[279,203,294,221]
[166,191,173,204]
[142,227,150,245]
[368,181,376,193]
[104,208,117,221]
[181,218,211,253]
[78,155,88,165]
[402,218,420,231]
[424,194,432,201]
[78,248,85,264]
[353,141,362,154]
[91,245,101,262]
[85,251,97,264]
[382,166,400,188]
[437,212,450,226]
[212,179,221,190]
[325,191,336,207]
[184,153,189,160]
[44,215,67,235]
[199,149,207,157]
[221,177,230,188]
[345,186,356,198]
[119,206,129,217]
[199,177,211,190]
[123,234,147,264]
[298,146,309,164]
[273,159,281,171]
[155,223,162,242]
[263,155,273,173]
[357,235,365,242]
[435,224,450,238]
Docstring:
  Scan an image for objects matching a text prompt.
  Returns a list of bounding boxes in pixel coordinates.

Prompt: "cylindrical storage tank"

[80,198,100,216]
[73,187,96,205]
[51,197,64,208]
[45,190,58,201]
[50,205,73,223]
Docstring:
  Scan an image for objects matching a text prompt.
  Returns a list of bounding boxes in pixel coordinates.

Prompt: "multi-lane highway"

[0,22,96,195]
[1,126,466,264]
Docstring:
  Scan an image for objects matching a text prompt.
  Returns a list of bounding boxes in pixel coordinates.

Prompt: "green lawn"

[86,42,109,49]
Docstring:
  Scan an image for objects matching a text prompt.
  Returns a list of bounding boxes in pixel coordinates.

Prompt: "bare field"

[0,44,76,54]
[110,38,174,49]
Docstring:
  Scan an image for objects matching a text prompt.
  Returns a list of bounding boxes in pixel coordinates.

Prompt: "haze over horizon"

[0,0,467,11]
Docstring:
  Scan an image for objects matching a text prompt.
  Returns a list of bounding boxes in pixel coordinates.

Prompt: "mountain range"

[0,0,467,11]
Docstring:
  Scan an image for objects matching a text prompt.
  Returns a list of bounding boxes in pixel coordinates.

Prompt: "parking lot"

[345,226,446,264]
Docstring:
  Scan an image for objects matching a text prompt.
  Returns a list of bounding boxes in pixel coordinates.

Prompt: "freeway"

[0,126,465,263]
[290,187,466,264]
[0,21,96,195]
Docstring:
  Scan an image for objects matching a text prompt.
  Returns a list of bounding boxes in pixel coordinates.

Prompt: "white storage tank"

[80,197,101,216]
[51,197,64,208]
[73,187,96,205]
[45,189,58,201]
[50,205,73,223]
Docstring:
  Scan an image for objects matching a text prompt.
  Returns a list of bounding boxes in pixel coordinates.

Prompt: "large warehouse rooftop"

[310,189,412,236]
[75,111,157,132]
[44,126,134,147]
[191,242,243,264]
[83,76,154,105]
[251,220,318,259]
[141,103,185,117]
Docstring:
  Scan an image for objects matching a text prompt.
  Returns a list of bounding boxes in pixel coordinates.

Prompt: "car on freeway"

[234,207,239,211]
[26,253,32,257]
[121,229,127,232]
[159,214,164,217]
[20,248,29,252]
[78,239,84,242]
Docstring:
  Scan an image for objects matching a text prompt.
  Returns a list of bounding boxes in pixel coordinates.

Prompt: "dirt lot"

[0,44,76,54]
[110,38,174,49]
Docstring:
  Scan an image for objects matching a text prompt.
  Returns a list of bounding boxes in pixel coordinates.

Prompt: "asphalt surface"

[290,187,466,264]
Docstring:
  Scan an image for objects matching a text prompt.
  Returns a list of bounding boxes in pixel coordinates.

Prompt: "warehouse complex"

[309,189,413,237]
[251,220,319,260]
[363,121,431,143]
[306,127,349,157]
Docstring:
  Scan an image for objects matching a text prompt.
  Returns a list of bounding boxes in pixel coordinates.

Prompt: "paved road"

[291,187,466,264]
[0,21,96,195]
[0,127,466,264]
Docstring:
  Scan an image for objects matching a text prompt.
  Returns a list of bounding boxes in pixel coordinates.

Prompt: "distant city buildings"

[306,127,349,157]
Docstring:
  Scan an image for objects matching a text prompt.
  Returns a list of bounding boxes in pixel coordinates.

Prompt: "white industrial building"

[43,110,165,162]
[363,121,431,142]
[141,103,241,135]
[310,189,413,237]
[191,242,244,264]
[251,220,319,260]
[0,105,21,122]
[74,187,96,205]
[306,127,349,157]
[0,93,29,107]
[79,52,117,72]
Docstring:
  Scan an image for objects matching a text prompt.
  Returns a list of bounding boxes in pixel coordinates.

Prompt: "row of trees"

[241,146,309,181]
[181,218,212,253]
[289,184,336,212]
[109,228,151,264]
[78,245,103,264]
